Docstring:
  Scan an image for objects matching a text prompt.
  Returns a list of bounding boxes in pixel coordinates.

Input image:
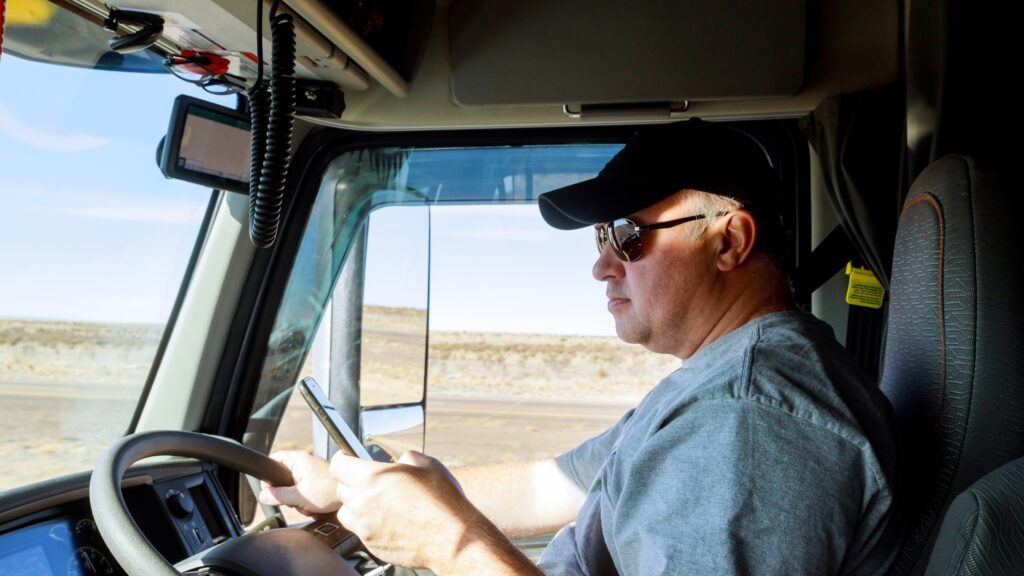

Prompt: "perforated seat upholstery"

[925,456,1024,575]
[880,154,1024,575]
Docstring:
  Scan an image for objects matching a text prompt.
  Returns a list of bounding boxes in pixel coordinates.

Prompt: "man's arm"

[260,452,584,539]
[453,458,586,538]
[330,451,545,575]
[453,408,637,539]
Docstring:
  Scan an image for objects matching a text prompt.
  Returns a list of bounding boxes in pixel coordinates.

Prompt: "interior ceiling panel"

[449,0,806,107]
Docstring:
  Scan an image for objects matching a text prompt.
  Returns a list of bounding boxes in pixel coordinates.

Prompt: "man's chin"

[613,320,648,346]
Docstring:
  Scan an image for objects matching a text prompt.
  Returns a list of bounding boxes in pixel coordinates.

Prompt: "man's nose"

[593,244,625,281]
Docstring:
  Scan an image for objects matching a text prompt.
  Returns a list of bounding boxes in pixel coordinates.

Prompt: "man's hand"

[259,451,341,516]
[330,450,541,575]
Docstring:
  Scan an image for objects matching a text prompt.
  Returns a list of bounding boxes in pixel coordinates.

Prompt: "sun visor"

[449,0,805,107]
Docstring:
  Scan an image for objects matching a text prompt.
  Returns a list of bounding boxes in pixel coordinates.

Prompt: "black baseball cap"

[538,119,783,230]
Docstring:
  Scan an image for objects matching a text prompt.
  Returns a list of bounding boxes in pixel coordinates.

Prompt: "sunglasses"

[594,212,729,262]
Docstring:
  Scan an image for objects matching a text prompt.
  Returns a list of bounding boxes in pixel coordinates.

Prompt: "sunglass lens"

[594,225,607,254]
[612,219,643,261]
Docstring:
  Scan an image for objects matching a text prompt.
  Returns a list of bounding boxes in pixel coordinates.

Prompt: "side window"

[269,202,678,467]
[423,205,679,466]
[260,144,679,481]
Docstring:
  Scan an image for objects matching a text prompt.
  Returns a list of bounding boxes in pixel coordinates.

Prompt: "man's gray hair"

[680,190,743,240]
[679,189,792,292]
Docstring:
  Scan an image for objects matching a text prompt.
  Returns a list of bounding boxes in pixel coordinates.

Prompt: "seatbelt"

[793,225,885,381]
[793,226,855,305]
[845,301,886,381]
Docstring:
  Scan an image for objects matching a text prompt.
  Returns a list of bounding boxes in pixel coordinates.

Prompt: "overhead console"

[2,0,434,100]
[4,0,898,128]
[449,0,805,110]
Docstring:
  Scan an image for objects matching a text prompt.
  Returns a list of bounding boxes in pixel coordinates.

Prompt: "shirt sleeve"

[604,399,870,576]
[556,407,636,492]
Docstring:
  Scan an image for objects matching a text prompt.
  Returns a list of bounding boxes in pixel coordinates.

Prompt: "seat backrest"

[880,153,1024,575]
[924,456,1024,576]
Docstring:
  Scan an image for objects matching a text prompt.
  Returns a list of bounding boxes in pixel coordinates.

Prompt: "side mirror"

[311,204,429,461]
[361,404,425,461]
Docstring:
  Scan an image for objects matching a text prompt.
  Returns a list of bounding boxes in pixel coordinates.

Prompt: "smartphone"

[298,377,373,460]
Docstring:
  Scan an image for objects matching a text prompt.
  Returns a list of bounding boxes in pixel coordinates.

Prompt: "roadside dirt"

[0,311,679,491]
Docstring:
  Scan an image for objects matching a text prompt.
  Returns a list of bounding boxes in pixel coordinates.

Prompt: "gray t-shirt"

[538,311,901,576]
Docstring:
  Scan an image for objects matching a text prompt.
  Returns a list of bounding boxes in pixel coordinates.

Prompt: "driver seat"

[879,153,1024,574]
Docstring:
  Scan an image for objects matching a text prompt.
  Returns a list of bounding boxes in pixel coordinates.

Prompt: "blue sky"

[0,55,231,323]
[366,204,616,336]
[0,54,617,336]
[432,205,614,336]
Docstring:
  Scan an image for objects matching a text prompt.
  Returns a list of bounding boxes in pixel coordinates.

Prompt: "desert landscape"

[0,308,679,492]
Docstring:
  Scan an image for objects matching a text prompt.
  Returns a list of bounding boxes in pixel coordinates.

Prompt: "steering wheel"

[89,430,360,576]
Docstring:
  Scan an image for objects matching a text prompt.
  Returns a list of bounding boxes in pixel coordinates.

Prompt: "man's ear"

[715,210,757,272]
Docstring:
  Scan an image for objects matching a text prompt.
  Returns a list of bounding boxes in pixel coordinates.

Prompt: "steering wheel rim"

[89,430,294,576]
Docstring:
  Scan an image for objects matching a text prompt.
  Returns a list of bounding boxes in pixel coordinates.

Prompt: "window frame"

[126,189,222,433]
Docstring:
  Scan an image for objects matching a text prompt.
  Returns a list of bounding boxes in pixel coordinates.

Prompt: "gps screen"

[177,107,251,185]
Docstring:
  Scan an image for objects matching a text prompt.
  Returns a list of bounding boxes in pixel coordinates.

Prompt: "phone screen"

[298,377,373,460]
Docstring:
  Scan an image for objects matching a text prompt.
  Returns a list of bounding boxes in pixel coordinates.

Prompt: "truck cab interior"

[0,0,1022,574]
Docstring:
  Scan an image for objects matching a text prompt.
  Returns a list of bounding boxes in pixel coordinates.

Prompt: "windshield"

[0,53,233,492]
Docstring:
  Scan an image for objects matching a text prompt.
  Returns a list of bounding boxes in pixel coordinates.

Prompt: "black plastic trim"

[0,461,204,528]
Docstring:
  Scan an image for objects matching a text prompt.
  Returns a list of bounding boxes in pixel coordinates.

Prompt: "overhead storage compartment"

[449,0,806,106]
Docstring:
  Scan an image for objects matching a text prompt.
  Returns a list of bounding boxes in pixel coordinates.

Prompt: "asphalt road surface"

[0,381,140,491]
[425,396,631,466]
[0,379,634,491]
[274,390,633,467]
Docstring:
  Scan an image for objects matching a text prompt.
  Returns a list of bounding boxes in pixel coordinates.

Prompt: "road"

[0,381,137,400]
[0,380,634,491]
[274,391,633,467]
[425,396,630,466]
[0,381,140,491]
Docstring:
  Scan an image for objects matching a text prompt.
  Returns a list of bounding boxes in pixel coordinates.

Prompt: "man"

[261,120,901,575]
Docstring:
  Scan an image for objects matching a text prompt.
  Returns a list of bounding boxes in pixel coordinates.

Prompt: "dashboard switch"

[165,489,195,518]
[314,523,339,536]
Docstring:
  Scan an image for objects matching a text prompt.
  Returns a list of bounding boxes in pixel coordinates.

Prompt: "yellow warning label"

[6,0,56,26]
[845,262,886,309]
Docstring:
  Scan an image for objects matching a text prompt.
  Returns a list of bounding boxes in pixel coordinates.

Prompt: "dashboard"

[0,461,377,576]
[1,510,121,575]
[0,462,240,576]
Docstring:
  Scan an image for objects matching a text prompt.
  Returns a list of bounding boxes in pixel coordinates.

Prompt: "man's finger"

[260,484,302,507]
[268,450,300,469]
[337,504,355,531]
[397,450,431,467]
[328,453,384,486]
[401,451,464,495]
[335,481,353,504]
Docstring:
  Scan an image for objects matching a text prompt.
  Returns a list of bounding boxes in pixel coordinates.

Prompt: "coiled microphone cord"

[246,82,268,238]
[247,1,296,249]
